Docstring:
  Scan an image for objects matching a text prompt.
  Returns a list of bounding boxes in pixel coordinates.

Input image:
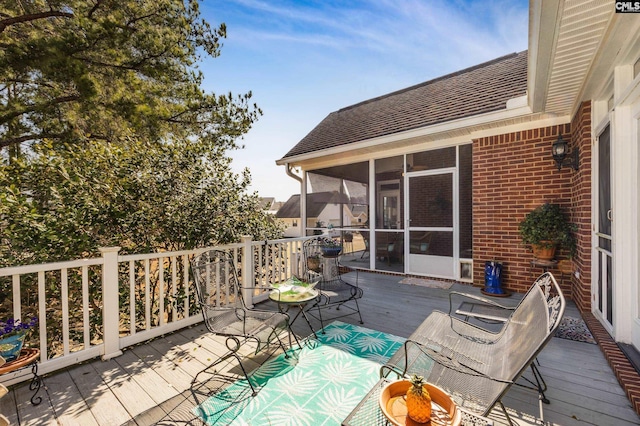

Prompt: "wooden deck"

[1,271,639,426]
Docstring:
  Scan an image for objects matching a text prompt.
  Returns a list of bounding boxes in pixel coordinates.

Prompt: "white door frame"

[594,66,640,345]
[404,167,458,279]
[615,73,640,348]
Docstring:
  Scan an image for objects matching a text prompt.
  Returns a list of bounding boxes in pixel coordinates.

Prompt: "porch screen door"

[406,171,455,278]
[596,124,613,328]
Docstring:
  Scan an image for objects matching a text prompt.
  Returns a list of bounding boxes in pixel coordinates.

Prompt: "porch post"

[100,246,124,360]
[241,236,255,308]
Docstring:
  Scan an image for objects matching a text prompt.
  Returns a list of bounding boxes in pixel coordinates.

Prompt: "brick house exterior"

[277,3,640,415]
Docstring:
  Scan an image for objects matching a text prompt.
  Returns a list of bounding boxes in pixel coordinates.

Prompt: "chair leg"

[353,297,364,324]
[316,302,326,333]
[230,352,258,396]
[530,362,549,403]
[199,346,259,396]
[498,400,516,426]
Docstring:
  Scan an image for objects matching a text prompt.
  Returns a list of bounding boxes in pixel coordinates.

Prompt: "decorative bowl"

[379,379,460,426]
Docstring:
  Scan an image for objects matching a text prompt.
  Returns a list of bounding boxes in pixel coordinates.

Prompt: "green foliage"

[518,203,577,258]
[0,137,284,265]
[0,0,260,151]
[0,1,284,356]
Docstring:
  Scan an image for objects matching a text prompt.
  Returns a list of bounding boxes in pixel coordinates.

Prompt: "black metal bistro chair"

[302,237,364,331]
[191,249,292,396]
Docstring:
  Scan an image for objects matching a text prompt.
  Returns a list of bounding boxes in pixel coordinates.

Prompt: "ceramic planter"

[0,332,26,362]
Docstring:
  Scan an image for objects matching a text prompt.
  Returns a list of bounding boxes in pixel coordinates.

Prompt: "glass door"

[595,124,613,328]
[406,171,455,277]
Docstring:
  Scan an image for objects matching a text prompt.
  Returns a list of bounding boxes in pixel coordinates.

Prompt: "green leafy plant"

[519,203,577,258]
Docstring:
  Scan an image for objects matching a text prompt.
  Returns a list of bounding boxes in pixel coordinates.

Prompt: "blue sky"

[199,0,529,201]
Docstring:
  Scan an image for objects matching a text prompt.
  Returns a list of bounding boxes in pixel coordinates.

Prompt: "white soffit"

[543,0,613,115]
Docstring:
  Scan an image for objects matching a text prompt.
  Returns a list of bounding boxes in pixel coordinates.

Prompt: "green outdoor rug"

[194,321,405,425]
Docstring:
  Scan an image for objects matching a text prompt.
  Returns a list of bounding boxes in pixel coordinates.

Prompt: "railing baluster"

[159,256,165,327]
[129,260,136,335]
[61,268,70,355]
[183,255,189,316]
[12,274,21,322]
[171,256,177,322]
[82,265,90,349]
[145,259,151,330]
[37,271,47,360]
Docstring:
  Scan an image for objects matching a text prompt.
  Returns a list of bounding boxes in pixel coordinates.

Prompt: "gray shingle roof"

[275,192,350,218]
[281,51,527,160]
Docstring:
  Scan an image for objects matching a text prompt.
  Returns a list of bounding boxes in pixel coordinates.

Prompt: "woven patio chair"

[191,250,292,396]
[302,237,364,330]
[381,272,565,425]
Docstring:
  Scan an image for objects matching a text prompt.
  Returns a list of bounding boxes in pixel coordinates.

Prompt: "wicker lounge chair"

[380,272,565,425]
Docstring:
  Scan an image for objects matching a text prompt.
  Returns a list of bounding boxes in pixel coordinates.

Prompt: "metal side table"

[342,378,493,426]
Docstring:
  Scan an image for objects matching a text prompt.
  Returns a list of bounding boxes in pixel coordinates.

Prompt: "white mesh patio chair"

[448,289,549,405]
[381,272,565,425]
[302,237,364,330]
[191,249,292,396]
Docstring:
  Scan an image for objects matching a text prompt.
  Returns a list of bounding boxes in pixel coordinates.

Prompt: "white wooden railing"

[0,236,308,386]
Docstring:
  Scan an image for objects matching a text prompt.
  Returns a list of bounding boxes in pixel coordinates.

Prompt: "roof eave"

[276,101,533,166]
[528,0,561,114]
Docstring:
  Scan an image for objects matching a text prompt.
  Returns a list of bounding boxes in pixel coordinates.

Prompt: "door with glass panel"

[595,124,613,329]
[406,170,455,277]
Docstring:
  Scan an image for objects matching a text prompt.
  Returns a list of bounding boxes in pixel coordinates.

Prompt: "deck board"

[45,370,100,426]
[1,271,639,425]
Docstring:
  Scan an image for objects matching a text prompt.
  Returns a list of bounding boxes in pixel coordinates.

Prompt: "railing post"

[241,236,255,308]
[100,246,123,361]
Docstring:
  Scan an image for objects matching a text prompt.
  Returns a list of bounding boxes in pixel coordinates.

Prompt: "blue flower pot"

[483,261,505,295]
[321,246,342,257]
[0,332,26,361]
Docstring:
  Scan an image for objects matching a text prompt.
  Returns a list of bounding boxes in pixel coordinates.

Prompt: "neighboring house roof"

[275,192,350,219]
[275,195,302,219]
[281,51,527,160]
[258,197,276,210]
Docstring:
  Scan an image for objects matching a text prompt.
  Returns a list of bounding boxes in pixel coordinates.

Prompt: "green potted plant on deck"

[518,203,577,260]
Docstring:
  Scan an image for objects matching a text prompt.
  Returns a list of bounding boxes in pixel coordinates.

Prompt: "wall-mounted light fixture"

[551,134,579,171]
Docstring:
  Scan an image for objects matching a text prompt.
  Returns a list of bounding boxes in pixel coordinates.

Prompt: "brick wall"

[472,123,584,296]
[570,101,592,311]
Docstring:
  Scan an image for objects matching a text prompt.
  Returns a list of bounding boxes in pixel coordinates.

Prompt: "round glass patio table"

[269,283,319,338]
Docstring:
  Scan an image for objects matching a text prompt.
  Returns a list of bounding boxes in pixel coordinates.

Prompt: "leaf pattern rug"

[194,321,405,425]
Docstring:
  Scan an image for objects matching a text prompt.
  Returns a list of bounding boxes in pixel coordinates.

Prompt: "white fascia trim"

[276,104,533,166]
[527,0,562,113]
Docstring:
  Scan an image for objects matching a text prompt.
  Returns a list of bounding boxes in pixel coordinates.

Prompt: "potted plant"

[518,203,577,260]
[0,317,38,362]
[306,254,322,272]
[313,221,324,235]
[320,239,342,257]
